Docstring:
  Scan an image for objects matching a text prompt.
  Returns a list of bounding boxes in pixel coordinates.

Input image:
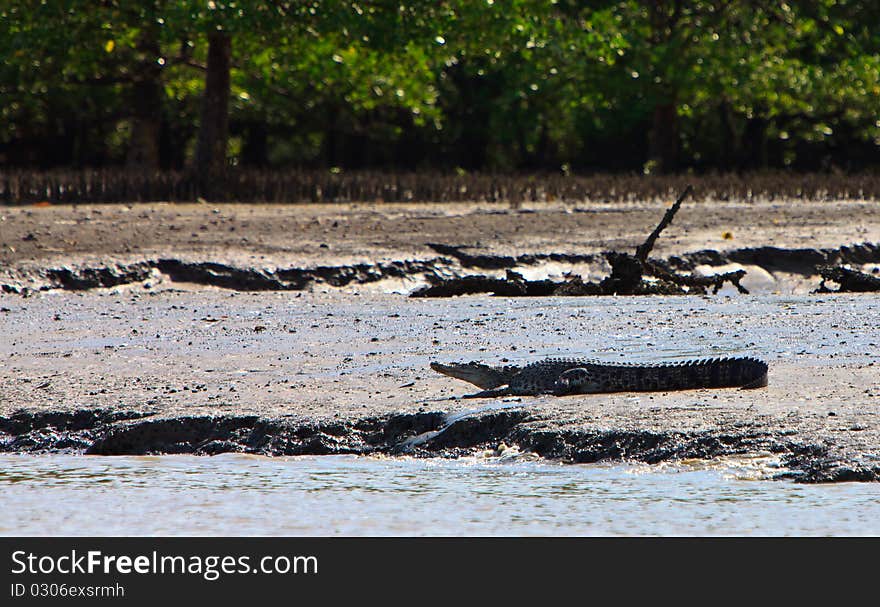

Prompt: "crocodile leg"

[552,367,595,395]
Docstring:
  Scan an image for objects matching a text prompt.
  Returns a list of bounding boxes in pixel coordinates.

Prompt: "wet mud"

[2,290,879,483]
[2,201,879,482]
[2,242,878,297]
[1,404,875,483]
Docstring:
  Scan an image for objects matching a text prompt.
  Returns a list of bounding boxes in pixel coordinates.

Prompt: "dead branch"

[814,265,880,293]
[636,184,693,262]
[645,260,749,294]
[410,184,751,298]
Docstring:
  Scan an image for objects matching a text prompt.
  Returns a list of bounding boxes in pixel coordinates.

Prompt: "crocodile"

[430,356,768,398]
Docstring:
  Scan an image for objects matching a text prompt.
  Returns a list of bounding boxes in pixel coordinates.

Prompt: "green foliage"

[1,0,878,171]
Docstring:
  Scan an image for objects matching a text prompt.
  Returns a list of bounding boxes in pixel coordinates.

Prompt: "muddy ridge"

[1,407,874,484]
[2,242,878,295]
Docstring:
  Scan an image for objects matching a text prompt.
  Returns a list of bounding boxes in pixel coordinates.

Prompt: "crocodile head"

[430,361,519,389]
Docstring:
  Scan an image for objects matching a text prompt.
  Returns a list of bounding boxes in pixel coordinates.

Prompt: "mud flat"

[1,200,879,482]
[1,290,879,483]
[2,198,879,274]
[2,199,879,296]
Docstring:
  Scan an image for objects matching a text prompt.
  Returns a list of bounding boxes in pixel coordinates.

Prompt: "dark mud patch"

[44,264,154,291]
[0,409,154,453]
[425,243,600,270]
[677,242,880,276]
[2,241,878,295]
[411,272,564,297]
[155,258,443,290]
[513,426,775,464]
[3,263,154,294]
[2,407,875,483]
[2,258,449,294]
[85,412,444,456]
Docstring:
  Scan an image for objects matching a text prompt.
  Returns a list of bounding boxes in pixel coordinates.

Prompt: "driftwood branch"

[814,265,880,293]
[636,183,693,262]
[645,260,749,294]
[412,184,750,298]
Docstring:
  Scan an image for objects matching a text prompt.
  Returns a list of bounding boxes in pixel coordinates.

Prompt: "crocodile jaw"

[430,362,510,389]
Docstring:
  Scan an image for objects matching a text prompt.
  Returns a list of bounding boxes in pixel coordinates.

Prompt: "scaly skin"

[430,357,768,398]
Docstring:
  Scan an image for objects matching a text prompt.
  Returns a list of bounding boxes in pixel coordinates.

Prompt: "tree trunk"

[241,121,268,167]
[195,31,232,198]
[718,99,734,170]
[126,22,162,170]
[648,101,678,173]
[645,2,680,174]
[741,116,768,169]
[127,75,162,170]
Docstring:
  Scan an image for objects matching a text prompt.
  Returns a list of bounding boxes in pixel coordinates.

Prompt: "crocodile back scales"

[506,357,768,395]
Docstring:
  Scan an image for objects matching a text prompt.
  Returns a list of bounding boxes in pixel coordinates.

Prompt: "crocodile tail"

[593,357,768,392]
[733,358,769,389]
[668,357,769,390]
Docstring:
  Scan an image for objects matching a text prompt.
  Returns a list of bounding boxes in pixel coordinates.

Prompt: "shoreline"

[1,404,873,484]
[1,200,878,483]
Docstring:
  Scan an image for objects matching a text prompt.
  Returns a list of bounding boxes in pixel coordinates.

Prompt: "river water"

[2,454,877,536]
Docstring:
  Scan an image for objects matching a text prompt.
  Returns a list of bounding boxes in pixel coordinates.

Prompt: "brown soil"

[2,199,878,270]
